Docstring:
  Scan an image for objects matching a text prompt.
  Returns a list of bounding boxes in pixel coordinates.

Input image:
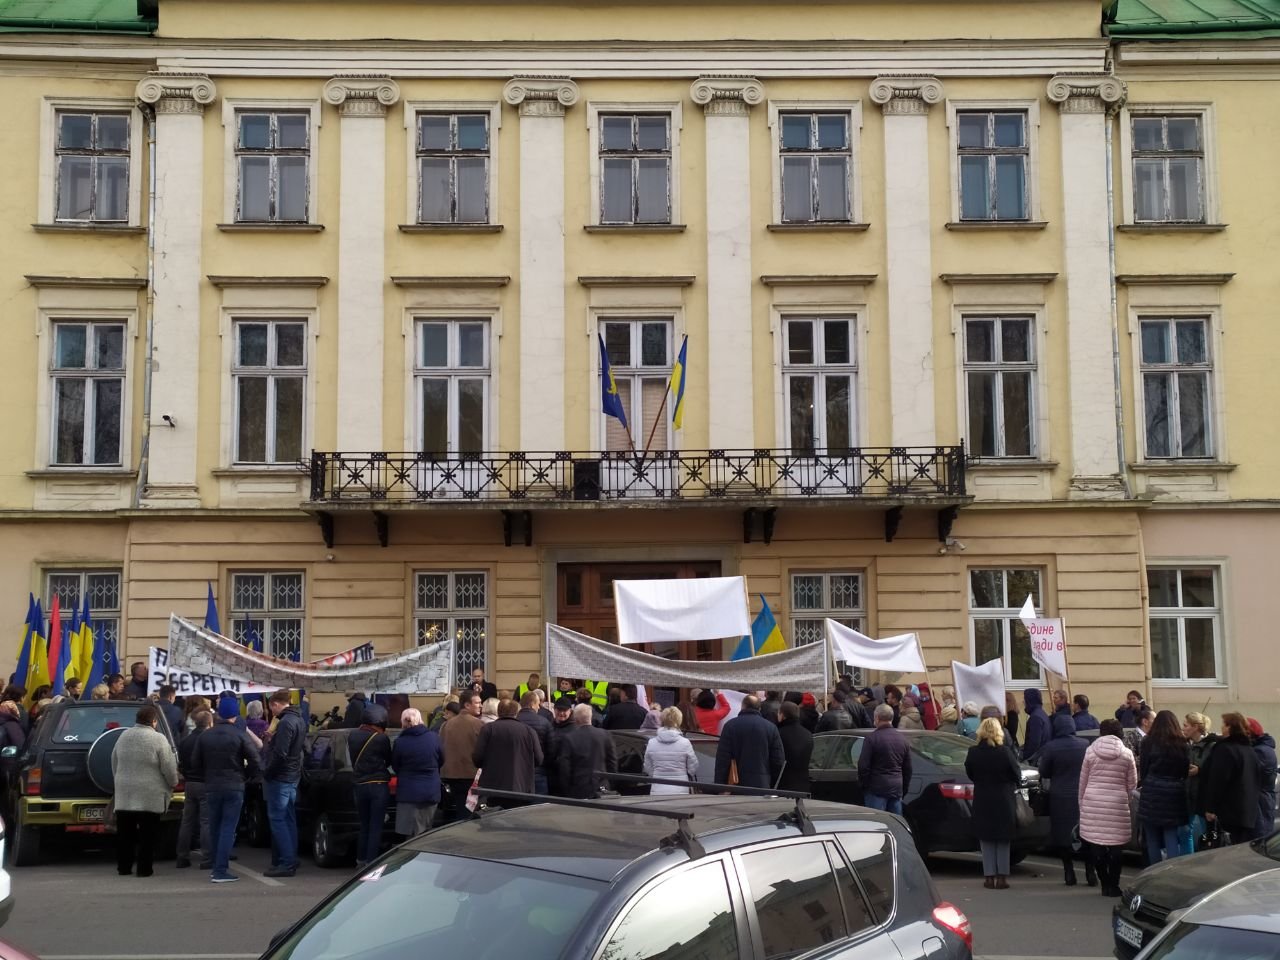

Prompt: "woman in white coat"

[643,707,700,795]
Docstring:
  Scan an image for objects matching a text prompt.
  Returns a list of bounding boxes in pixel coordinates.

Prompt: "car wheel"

[241,798,271,848]
[311,812,347,868]
[11,814,41,867]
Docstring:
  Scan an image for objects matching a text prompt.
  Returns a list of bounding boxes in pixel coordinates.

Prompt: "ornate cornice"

[1046,73,1126,115]
[502,76,579,118]
[690,76,765,117]
[135,72,216,115]
[869,75,943,116]
[322,75,400,117]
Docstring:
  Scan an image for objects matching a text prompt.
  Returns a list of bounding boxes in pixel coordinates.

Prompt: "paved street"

[0,841,1136,960]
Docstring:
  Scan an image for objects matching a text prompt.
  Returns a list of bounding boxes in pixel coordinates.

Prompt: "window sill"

[1151,681,1228,689]
[32,223,146,235]
[26,468,136,479]
[945,221,1048,231]
[398,223,504,234]
[584,224,687,234]
[211,466,306,477]
[216,223,325,233]
[766,222,870,233]
[1117,223,1227,234]
[1129,461,1236,473]
[967,459,1058,472]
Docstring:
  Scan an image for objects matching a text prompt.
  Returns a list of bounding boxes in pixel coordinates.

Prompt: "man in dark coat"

[263,689,307,876]
[776,702,813,795]
[343,692,369,729]
[547,697,576,796]
[602,685,647,731]
[1020,689,1051,762]
[760,693,783,726]
[558,704,618,799]
[467,668,498,703]
[1038,713,1090,885]
[1071,694,1100,732]
[515,690,554,794]
[473,699,543,803]
[714,696,785,789]
[857,704,912,814]
[816,690,854,733]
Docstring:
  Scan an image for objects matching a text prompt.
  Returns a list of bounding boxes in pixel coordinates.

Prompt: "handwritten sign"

[147,646,279,697]
[1018,597,1069,679]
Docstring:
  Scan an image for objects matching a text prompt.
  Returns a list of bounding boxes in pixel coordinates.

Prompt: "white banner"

[1018,597,1069,678]
[952,658,1007,717]
[825,619,927,673]
[613,576,751,646]
[148,641,378,697]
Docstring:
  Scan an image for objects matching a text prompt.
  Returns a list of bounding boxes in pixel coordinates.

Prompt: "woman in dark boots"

[1038,712,1090,885]
[1078,719,1137,897]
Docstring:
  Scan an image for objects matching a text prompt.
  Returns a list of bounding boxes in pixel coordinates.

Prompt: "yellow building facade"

[0,0,1273,722]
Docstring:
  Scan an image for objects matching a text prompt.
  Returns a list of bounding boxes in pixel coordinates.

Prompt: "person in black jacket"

[263,689,306,877]
[857,704,912,814]
[965,717,1022,889]
[175,708,212,868]
[777,702,813,795]
[347,704,393,869]
[714,696,784,789]
[798,693,820,733]
[1020,689,1050,762]
[816,690,854,733]
[515,690,554,794]
[1115,690,1149,729]
[546,698,576,796]
[1138,710,1192,864]
[1202,712,1264,845]
[558,704,618,799]
[156,686,184,742]
[1248,718,1277,841]
[343,692,369,729]
[192,697,261,883]
[602,685,647,731]
[1038,713,1090,885]
[474,699,544,804]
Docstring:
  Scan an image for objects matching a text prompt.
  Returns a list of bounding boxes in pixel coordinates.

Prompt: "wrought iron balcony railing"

[307,446,967,505]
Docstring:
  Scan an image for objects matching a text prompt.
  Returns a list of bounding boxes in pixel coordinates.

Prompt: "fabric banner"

[613,577,751,646]
[547,623,829,693]
[167,615,454,695]
[1018,597,1069,678]
[148,641,377,697]
[952,658,1007,717]
[718,690,748,734]
[825,619,927,673]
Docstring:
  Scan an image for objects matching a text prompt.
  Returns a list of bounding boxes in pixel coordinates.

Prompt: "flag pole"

[641,380,673,456]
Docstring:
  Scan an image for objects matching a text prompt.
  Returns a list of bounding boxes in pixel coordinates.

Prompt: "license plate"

[1115,917,1144,949]
[77,806,106,823]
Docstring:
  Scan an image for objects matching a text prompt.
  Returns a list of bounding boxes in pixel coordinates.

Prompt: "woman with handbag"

[111,704,179,878]
[1038,713,1091,885]
[1078,719,1137,897]
[1138,710,1192,864]
[965,717,1022,890]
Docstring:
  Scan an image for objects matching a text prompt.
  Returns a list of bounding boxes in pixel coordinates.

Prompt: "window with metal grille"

[45,570,121,668]
[416,113,489,224]
[230,572,304,660]
[599,113,671,224]
[601,319,673,451]
[416,319,489,457]
[235,112,310,222]
[1132,115,1204,223]
[413,572,488,689]
[779,112,851,223]
[792,572,865,684]
[783,317,856,455]
[957,110,1028,221]
[51,321,125,466]
[1140,317,1213,459]
[54,111,129,222]
[1147,566,1221,683]
[969,568,1042,684]
[964,315,1036,459]
[232,320,306,464]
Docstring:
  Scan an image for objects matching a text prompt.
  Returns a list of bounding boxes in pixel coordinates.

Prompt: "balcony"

[304,447,969,547]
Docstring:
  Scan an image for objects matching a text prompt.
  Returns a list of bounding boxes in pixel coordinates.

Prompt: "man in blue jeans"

[263,689,306,878]
[192,696,261,883]
[857,704,913,815]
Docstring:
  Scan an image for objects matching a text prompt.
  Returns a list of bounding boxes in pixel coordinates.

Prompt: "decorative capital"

[323,75,401,117]
[135,72,217,115]
[869,75,944,116]
[1046,74,1127,114]
[690,76,765,117]
[503,76,579,118]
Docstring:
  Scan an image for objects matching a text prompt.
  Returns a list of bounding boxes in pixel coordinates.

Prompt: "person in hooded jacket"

[798,693,820,733]
[643,706,699,795]
[348,704,393,868]
[1020,689,1050,762]
[1248,718,1277,841]
[1038,713,1091,885]
[343,692,369,729]
[1137,710,1191,864]
[897,694,924,731]
[1078,719,1137,898]
[1201,712,1264,845]
[776,701,813,795]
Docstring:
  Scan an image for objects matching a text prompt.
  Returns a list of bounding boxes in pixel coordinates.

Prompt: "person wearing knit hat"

[217,696,241,721]
[1248,718,1277,840]
[798,693,820,732]
[192,692,261,883]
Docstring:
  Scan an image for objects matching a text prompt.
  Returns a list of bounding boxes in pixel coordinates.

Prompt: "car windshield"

[50,707,155,745]
[1145,923,1280,960]
[911,733,974,766]
[267,850,602,960]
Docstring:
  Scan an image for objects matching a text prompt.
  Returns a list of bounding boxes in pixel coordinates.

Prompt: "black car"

[610,729,718,792]
[1112,830,1280,960]
[260,793,974,960]
[809,729,1050,862]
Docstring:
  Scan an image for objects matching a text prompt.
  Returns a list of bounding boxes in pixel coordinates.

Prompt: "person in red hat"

[799,693,819,732]
[1248,718,1277,839]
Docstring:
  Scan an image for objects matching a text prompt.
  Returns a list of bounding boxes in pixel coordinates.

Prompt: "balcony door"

[600,319,675,498]
[782,315,861,493]
[416,318,489,497]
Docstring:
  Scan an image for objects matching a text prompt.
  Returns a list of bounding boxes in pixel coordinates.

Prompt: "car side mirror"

[0,747,17,759]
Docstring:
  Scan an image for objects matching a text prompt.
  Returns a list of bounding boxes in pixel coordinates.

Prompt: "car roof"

[816,728,955,737]
[1182,867,1280,935]
[611,729,719,741]
[409,795,892,882]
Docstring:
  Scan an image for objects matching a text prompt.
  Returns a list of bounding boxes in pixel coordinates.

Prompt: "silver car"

[1133,867,1280,960]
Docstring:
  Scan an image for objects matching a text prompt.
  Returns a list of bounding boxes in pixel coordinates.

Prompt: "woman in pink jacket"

[1078,718,1137,898]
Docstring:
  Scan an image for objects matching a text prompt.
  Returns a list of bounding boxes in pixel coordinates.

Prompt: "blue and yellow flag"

[731,595,787,660]
[73,596,95,688]
[598,333,629,431]
[25,599,50,706]
[14,593,36,689]
[671,335,688,430]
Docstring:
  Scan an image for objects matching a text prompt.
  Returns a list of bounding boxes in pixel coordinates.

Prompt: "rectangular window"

[792,572,865,683]
[779,112,851,223]
[783,317,856,455]
[51,321,125,466]
[1140,317,1213,459]
[969,568,1042,683]
[957,110,1028,221]
[230,572,304,660]
[46,570,121,665]
[416,319,490,457]
[742,842,851,953]
[414,571,488,689]
[1132,115,1204,223]
[235,111,310,222]
[1148,566,1221,683]
[601,319,673,451]
[964,315,1035,458]
[599,113,671,224]
[232,320,306,464]
[54,111,130,222]
[416,112,489,224]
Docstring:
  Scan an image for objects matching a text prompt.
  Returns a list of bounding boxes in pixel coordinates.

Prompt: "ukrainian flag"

[24,599,50,707]
[14,594,35,689]
[731,595,787,660]
[73,596,95,687]
[671,335,688,430]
